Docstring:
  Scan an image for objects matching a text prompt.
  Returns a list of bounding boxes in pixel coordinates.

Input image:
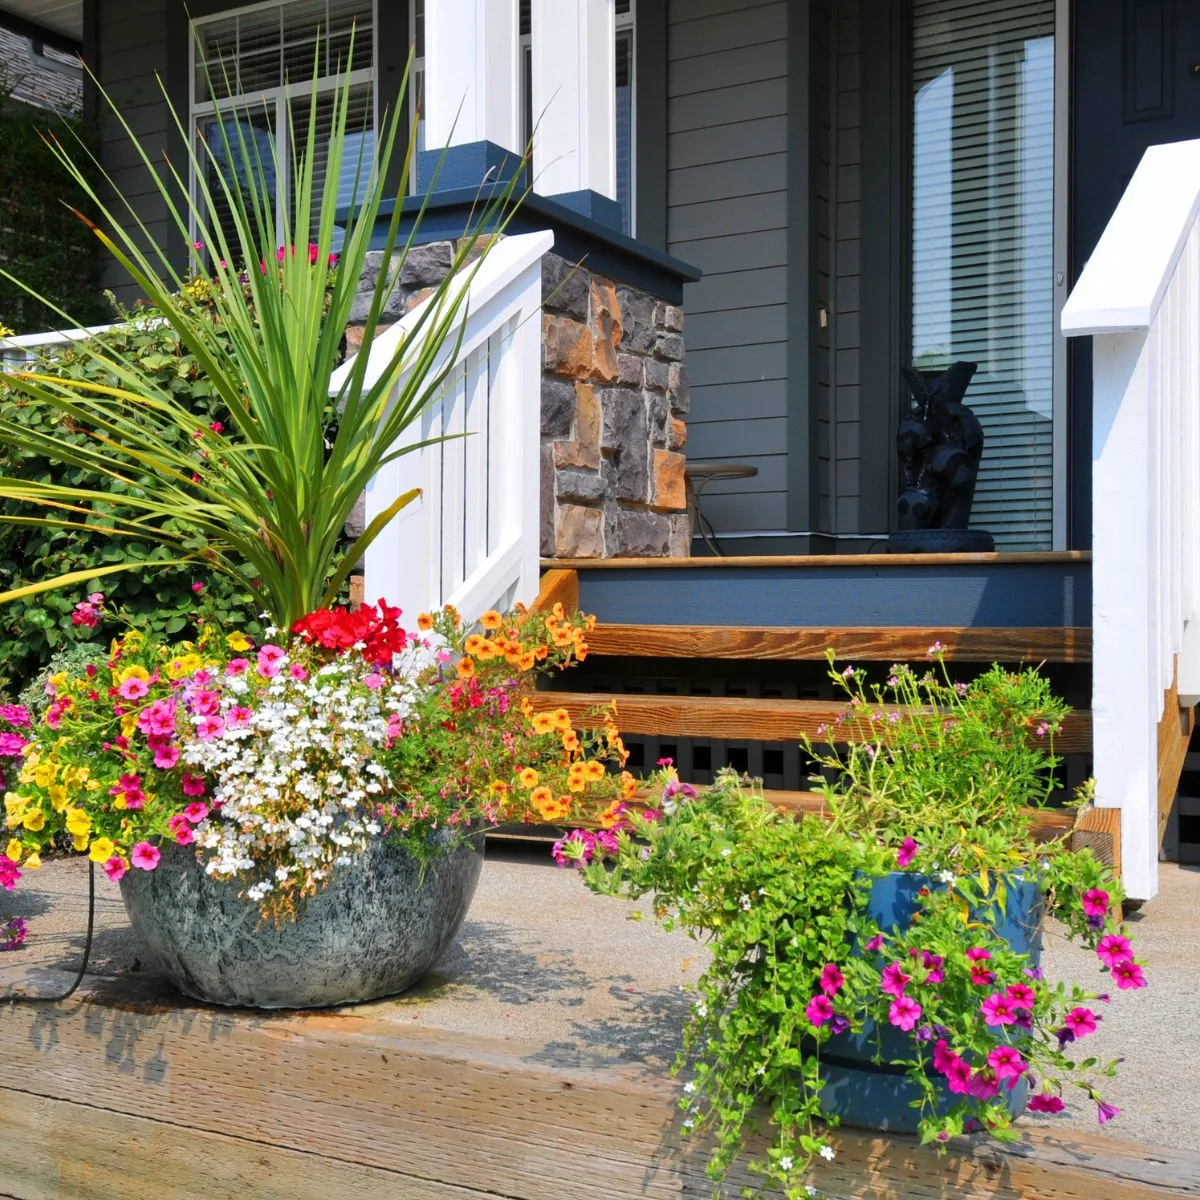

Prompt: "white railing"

[1062,139,1200,902]
[0,322,123,369]
[331,229,552,625]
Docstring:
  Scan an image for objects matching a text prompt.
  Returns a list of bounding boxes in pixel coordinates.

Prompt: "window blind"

[911,0,1056,549]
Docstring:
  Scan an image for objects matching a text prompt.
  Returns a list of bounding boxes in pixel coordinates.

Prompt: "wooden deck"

[0,970,1194,1200]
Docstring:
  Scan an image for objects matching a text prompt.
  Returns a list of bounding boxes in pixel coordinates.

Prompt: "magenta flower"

[921,952,944,984]
[167,814,195,846]
[1096,934,1132,969]
[888,995,922,1031]
[192,580,205,593]
[291,663,310,682]
[183,802,209,825]
[864,933,885,952]
[153,744,180,770]
[965,947,991,963]
[968,1070,1000,1101]
[228,706,253,728]
[1081,888,1110,918]
[945,1057,974,1095]
[1064,1006,1099,1038]
[881,962,911,997]
[986,1045,1027,1082]
[227,658,250,676]
[805,994,836,1028]
[896,837,918,868]
[130,842,160,871]
[932,1040,956,1074]
[1097,1101,1120,1125]
[1005,982,1036,1009]
[980,993,1017,1026]
[102,855,127,882]
[970,965,996,987]
[181,772,207,798]
[1028,1093,1065,1115]
[363,671,384,690]
[1111,959,1147,990]
[257,645,286,677]
[819,963,845,996]
[0,915,27,950]
[194,713,225,741]
[118,677,150,701]
[138,698,176,737]
[0,858,20,891]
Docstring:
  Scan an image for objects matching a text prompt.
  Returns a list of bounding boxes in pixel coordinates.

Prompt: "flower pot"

[120,832,484,1009]
[817,871,1042,1133]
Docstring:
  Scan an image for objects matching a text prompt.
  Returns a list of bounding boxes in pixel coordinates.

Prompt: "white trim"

[1052,0,1068,550]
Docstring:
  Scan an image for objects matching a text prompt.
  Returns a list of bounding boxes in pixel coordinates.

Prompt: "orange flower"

[535,793,572,821]
[552,708,572,732]
[489,780,510,796]
[517,652,536,671]
[417,613,434,631]
[445,604,461,628]
[599,800,626,829]
[530,712,557,735]
[552,628,574,648]
[551,602,565,620]
[456,657,476,679]
[534,645,549,661]
[530,786,554,811]
[517,767,540,790]
[583,760,606,783]
[465,634,488,655]
[521,697,535,719]
[620,771,639,800]
[481,610,503,630]
[475,639,499,660]
[575,642,589,661]
[561,730,580,753]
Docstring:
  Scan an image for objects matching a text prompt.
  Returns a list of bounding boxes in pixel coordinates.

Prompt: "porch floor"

[0,848,1195,1198]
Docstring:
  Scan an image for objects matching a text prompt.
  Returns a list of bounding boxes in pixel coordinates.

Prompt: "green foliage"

[0,83,110,333]
[0,312,262,695]
[577,659,1138,1198]
[16,638,107,718]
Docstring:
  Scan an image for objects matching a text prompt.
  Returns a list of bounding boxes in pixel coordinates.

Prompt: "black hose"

[2,860,95,1004]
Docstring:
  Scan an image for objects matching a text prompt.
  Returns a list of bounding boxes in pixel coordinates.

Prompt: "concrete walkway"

[1,846,1195,1150]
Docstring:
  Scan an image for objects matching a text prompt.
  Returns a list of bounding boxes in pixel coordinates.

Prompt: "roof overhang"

[0,1,82,53]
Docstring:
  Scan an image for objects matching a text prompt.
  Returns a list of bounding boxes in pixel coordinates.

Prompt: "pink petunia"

[1005,983,1036,1009]
[1096,934,1132,969]
[805,994,836,1028]
[896,837,919,869]
[968,1070,1001,1101]
[290,663,309,682]
[364,672,384,690]
[921,951,944,984]
[971,966,996,987]
[183,802,209,825]
[1111,959,1147,990]
[966,947,991,963]
[194,713,225,741]
[944,1056,974,1095]
[228,705,254,728]
[153,744,181,770]
[0,858,20,891]
[118,677,150,701]
[881,962,911,997]
[980,993,1017,1026]
[1029,1093,1065,1115]
[181,772,207,798]
[986,1045,1027,1082]
[257,645,286,678]
[819,963,845,996]
[168,814,195,846]
[130,842,160,871]
[1097,1101,1120,1125]
[1064,1007,1099,1038]
[138,698,176,737]
[102,855,127,882]
[888,995,922,1031]
[227,658,250,676]
[1081,888,1110,918]
[190,689,221,716]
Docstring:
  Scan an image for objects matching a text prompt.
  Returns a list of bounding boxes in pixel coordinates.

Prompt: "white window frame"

[188,0,379,247]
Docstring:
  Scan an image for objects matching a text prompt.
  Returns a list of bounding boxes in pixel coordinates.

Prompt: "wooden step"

[535,692,1093,754]
[587,624,1092,663]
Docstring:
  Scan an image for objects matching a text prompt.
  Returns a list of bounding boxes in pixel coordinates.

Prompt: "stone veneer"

[344,238,690,559]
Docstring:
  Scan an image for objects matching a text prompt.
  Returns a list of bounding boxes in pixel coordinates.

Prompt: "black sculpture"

[887,360,995,553]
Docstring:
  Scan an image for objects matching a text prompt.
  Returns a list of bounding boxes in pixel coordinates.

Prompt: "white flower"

[779,1155,793,1171]
[683,1081,696,1094]
[681,1118,695,1131]
[819,1144,835,1162]
[937,869,957,885]
[806,1188,817,1198]
[720,847,732,857]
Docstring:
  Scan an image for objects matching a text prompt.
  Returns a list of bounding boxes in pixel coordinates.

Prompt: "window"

[911,0,1056,549]
[191,1,377,250]
[516,0,636,235]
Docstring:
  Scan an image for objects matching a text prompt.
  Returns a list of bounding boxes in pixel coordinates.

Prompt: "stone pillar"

[530,0,619,225]
[424,0,521,155]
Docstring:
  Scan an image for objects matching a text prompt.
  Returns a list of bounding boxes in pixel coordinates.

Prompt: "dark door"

[1071,0,1200,546]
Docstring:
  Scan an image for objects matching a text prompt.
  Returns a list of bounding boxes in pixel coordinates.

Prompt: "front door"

[1071,0,1200,545]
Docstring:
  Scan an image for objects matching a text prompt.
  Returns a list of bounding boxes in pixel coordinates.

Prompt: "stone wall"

[345,239,691,560]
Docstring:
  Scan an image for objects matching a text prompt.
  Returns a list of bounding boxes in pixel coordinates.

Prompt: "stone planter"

[120,832,484,1009]
[817,871,1043,1133]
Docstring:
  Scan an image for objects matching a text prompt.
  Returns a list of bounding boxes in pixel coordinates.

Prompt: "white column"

[530,0,616,198]
[424,0,521,153]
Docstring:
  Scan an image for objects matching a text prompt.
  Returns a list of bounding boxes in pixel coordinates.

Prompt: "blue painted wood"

[818,872,1042,1133]
[548,188,624,231]
[414,141,527,193]
[575,562,1092,628]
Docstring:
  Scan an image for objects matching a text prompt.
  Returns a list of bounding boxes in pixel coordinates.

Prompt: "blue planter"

[817,871,1043,1133]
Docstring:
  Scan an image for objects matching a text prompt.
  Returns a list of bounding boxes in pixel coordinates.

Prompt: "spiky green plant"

[0,41,525,627]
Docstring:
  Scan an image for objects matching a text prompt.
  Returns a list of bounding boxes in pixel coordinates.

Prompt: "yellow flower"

[22,808,45,832]
[48,672,67,694]
[5,838,22,863]
[480,610,503,630]
[488,780,510,796]
[33,761,58,788]
[530,712,557,735]
[120,713,140,740]
[551,602,565,621]
[64,807,92,837]
[517,767,540,790]
[4,792,27,828]
[165,654,202,680]
[517,652,536,671]
[88,837,115,864]
[444,604,461,628]
[23,850,41,870]
[226,631,252,652]
[117,664,150,686]
[123,630,144,650]
[72,833,89,853]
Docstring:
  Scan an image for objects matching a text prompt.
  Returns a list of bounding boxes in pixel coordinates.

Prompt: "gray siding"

[96,0,175,301]
[667,0,789,535]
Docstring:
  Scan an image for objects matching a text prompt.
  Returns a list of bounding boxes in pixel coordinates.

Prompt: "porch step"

[533,692,1093,754]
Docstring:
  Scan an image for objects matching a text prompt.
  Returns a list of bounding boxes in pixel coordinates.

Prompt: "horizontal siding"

[668,0,789,535]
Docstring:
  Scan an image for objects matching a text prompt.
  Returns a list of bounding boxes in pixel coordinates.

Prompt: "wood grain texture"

[545,551,1092,570]
[535,693,1093,753]
[0,983,1192,1200]
[531,567,579,615]
[1071,805,1123,877]
[1157,662,1196,842]
[586,624,1093,663]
